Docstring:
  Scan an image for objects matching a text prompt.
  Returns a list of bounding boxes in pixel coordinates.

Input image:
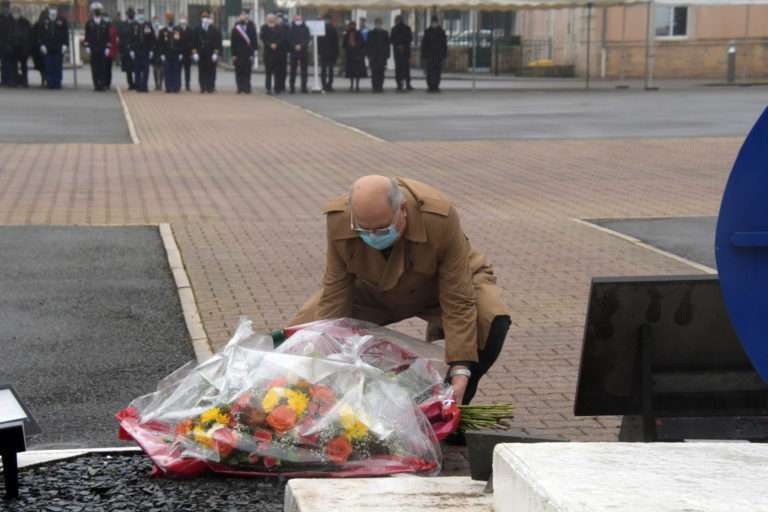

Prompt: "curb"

[158,223,214,363]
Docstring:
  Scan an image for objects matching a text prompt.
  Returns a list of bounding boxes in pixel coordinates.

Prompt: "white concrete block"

[285,476,492,512]
[493,442,768,512]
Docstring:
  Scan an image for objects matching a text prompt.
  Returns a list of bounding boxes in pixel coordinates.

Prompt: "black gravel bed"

[1,453,286,511]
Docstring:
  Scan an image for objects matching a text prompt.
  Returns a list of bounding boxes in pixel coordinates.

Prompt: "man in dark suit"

[420,15,447,93]
[365,17,389,92]
[390,14,412,91]
[117,7,135,89]
[230,9,257,94]
[84,1,112,91]
[287,13,310,94]
[6,5,32,87]
[317,12,338,92]
[191,10,221,93]
[259,13,285,95]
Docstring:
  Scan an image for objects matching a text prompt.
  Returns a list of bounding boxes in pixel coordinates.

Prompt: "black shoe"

[301,88,308,93]
[406,84,414,91]
[327,87,334,92]
[443,430,466,446]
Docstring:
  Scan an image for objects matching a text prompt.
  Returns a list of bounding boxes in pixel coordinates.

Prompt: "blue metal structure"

[715,105,768,384]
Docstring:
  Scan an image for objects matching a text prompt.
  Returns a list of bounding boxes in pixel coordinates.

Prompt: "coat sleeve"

[316,215,354,320]
[435,206,479,364]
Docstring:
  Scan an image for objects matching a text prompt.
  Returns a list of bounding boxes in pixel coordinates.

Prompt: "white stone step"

[493,441,768,512]
[285,475,492,512]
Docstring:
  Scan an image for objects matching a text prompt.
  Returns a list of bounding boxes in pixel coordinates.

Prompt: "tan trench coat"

[289,177,509,364]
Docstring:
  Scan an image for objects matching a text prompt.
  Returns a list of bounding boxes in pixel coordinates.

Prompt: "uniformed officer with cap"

[190,10,221,93]
[37,3,69,89]
[128,6,154,92]
[84,1,112,90]
[158,11,183,92]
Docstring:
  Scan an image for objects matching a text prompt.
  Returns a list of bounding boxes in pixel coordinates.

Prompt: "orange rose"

[174,419,193,439]
[267,377,287,389]
[326,436,353,466]
[267,405,297,434]
[311,386,337,415]
[212,428,239,459]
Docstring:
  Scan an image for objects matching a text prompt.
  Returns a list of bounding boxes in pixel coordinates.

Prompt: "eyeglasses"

[351,207,400,236]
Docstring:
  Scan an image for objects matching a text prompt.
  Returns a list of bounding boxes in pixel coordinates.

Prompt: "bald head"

[349,175,406,232]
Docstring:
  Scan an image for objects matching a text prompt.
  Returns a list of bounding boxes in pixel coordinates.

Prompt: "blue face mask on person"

[360,227,400,250]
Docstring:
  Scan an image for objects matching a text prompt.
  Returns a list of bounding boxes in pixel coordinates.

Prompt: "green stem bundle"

[458,403,514,432]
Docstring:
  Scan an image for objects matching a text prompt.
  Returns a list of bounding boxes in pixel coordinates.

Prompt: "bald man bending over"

[290,176,510,435]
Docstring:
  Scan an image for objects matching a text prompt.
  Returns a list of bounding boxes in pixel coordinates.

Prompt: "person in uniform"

[230,9,257,94]
[117,7,135,89]
[158,11,183,93]
[31,9,47,86]
[287,13,309,94]
[421,15,447,93]
[317,12,337,92]
[6,5,32,87]
[37,4,68,89]
[128,8,154,93]
[365,17,389,93]
[0,2,10,86]
[290,175,511,423]
[84,2,112,91]
[342,21,364,92]
[390,15,413,91]
[150,16,163,90]
[190,10,221,93]
[177,13,192,91]
[259,13,285,95]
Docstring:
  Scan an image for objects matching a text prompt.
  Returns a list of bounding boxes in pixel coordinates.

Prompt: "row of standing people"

[0,4,70,89]
[261,13,448,95]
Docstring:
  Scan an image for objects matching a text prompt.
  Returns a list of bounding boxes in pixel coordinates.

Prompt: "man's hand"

[450,365,470,405]
[295,44,301,52]
[232,55,237,62]
[270,43,277,50]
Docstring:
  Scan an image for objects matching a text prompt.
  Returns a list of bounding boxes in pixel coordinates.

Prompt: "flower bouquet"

[116,318,460,478]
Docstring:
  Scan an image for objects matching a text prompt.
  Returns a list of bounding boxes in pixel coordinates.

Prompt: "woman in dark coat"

[342,21,365,91]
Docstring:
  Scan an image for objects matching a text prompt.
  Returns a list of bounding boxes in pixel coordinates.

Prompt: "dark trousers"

[198,56,216,92]
[164,57,181,92]
[320,59,334,90]
[120,52,134,88]
[264,60,278,92]
[289,51,308,92]
[394,52,410,89]
[181,57,191,90]
[457,315,511,405]
[0,53,9,85]
[234,60,251,92]
[133,54,150,91]
[276,57,287,92]
[425,57,442,91]
[9,48,28,86]
[370,64,385,91]
[44,51,63,89]
[105,57,113,87]
[90,50,107,90]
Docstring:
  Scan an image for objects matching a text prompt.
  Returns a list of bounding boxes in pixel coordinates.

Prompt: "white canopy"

[276,0,646,10]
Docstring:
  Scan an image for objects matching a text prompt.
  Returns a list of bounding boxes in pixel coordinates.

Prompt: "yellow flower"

[286,390,310,417]
[193,426,213,448]
[344,419,369,441]
[200,407,230,426]
[262,389,280,413]
[339,404,357,430]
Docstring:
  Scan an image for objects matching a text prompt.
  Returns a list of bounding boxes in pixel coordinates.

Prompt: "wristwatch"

[450,368,472,379]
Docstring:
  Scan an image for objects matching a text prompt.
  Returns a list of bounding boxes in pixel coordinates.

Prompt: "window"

[655,6,688,37]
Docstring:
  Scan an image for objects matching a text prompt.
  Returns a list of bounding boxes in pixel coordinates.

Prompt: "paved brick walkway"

[0,89,742,450]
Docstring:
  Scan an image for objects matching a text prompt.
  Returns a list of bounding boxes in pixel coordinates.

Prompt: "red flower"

[326,436,353,466]
[267,405,297,434]
[267,377,287,389]
[263,455,277,468]
[298,417,319,444]
[254,429,272,443]
[212,428,239,459]
[174,419,193,439]
[248,452,259,464]
[311,386,337,415]
[242,406,267,427]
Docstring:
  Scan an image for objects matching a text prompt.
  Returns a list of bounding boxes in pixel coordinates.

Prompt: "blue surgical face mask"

[360,228,400,250]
